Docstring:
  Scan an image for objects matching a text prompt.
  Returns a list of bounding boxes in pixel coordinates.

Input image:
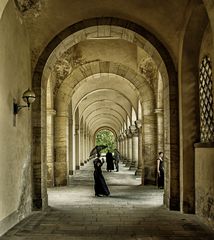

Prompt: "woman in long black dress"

[106,150,114,172]
[157,152,164,189]
[93,153,110,197]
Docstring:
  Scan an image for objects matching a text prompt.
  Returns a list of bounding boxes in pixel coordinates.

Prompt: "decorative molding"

[130,125,138,136]
[154,108,163,114]
[138,57,157,88]
[14,0,42,13]
[194,142,214,148]
[47,108,56,115]
[53,45,100,95]
[135,120,142,128]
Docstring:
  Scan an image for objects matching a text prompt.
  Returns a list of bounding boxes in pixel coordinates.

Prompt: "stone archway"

[32,17,179,211]
[179,1,210,214]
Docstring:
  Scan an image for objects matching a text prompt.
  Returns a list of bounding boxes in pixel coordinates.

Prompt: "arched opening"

[179,1,210,214]
[95,129,116,153]
[32,17,178,212]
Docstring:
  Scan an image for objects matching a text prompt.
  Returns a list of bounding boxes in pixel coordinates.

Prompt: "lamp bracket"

[13,103,29,115]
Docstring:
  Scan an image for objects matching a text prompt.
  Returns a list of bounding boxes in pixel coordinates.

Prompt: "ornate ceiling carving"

[53,46,99,95]
[14,0,42,13]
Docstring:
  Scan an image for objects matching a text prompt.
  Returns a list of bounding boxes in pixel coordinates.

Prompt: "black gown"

[157,158,164,188]
[93,158,110,196]
[106,152,114,171]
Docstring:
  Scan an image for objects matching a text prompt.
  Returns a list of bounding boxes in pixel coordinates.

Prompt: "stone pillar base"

[55,178,67,186]
[69,170,75,175]
[33,198,42,210]
[76,166,80,170]
[47,180,54,188]
[135,168,142,176]
[122,158,127,164]
[129,161,137,170]
[125,160,131,167]
[54,161,67,186]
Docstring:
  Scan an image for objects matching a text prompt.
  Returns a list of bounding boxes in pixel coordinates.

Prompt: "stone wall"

[195,146,214,228]
[0,0,8,19]
[0,0,32,236]
[194,22,214,228]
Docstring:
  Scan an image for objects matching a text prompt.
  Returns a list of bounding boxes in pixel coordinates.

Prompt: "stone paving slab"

[1,161,214,239]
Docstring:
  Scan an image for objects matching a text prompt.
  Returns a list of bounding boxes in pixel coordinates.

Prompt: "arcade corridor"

[1,161,214,240]
[1,0,214,238]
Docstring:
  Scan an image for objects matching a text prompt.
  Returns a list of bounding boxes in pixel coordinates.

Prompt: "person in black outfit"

[106,150,114,172]
[93,153,110,197]
[157,152,164,189]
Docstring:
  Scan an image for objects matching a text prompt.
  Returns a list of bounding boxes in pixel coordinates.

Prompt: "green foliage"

[96,130,116,153]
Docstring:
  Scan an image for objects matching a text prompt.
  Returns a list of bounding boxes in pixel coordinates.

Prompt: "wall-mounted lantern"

[14,88,36,114]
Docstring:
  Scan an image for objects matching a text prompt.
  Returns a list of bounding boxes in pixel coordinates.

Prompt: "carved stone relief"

[53,46,85,95]
[138,57,157,88]
[14,0,41,12]
[53,45,100,95]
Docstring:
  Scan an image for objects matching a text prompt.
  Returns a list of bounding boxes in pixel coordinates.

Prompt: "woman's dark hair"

[159,152,163,155]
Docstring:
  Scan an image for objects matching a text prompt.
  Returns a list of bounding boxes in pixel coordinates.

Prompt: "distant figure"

[106,150,114,172]
[113,149,120,172]
[157,152,164,189]
[93,153,110,197]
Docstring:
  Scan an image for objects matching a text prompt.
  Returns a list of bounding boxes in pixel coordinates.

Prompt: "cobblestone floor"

[1,160,214,240]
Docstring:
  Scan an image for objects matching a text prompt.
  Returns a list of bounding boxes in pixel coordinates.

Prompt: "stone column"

[88,134,93,161]
[117,136,120,150]
[125,129,133,167]
[79,128,84,166]
[129,125,138,170]
[121,134,126,162]
[135,120,143,179]
[46,108,56,187]
[143,114,156,184]
[155,108,164,153]
[119,135,123,160]
[85,132,89,163]
[123,133,128,164]
[87,132,91,161]
[74,128,80,170]
[54,112,69,186]
[83,132,87,163]
[68,117,74,176]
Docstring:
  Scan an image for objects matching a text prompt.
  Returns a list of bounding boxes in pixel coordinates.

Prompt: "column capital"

[56,111,69,117]
[47,108,56,115]
[125,129,132,138]
[120,133,126,140]
[154,108,163,114]
[78,128,84,135]
[130,125,138,134]
[135,120,142,129]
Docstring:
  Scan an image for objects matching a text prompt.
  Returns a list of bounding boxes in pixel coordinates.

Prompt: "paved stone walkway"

[1,160,214,240]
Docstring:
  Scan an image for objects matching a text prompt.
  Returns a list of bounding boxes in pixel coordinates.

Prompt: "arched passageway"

[0,0,214,237]
[33,17,179,213]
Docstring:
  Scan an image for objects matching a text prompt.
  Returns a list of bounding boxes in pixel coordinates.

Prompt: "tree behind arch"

[96,130,116,153]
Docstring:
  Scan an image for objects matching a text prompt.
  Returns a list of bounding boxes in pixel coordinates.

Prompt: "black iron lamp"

[14,88,36,114]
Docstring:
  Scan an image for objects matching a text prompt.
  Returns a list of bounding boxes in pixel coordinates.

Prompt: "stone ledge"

[194,142,214,148]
